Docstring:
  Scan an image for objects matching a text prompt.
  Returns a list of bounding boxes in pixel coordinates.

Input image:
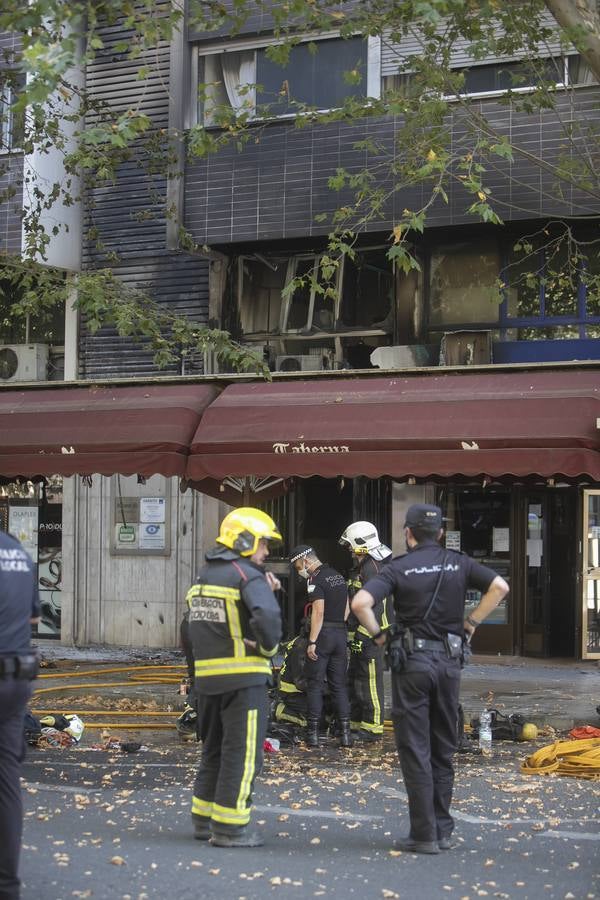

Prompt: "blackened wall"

[80,15,209,379]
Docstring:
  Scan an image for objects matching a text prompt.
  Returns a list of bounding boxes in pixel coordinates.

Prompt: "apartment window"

[0,277,65,345]
[197,36,371,125]
[0,71,25,151]
[429,242,502,327]
[458,57,564,95]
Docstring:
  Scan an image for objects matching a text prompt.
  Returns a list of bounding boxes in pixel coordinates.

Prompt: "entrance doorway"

[521,489,577,657]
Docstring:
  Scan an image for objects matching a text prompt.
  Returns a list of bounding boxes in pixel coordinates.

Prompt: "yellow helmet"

[216,507,282,557]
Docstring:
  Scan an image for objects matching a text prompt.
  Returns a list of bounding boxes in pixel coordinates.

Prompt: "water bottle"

[479,709,493,757]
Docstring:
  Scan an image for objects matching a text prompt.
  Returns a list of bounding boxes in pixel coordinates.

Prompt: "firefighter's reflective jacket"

[186,546,282,695]
[347,554,394,640]
[278,633,309,696]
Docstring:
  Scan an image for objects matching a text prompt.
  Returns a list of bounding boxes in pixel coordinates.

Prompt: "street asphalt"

[20,733,600,900]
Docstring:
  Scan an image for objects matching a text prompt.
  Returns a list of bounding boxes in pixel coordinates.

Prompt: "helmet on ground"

[217,507,282,557]
[339,521,391,562]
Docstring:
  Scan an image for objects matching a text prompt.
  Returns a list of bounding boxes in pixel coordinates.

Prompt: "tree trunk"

[544,0,600,82]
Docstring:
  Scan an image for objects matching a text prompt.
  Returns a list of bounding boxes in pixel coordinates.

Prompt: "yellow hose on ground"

[31,709,179,717]
[520,738,600,779]
[38,665,187,679]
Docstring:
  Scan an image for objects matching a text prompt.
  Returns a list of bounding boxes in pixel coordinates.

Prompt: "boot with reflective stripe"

[305,718,319,748]
[339,719,354,748]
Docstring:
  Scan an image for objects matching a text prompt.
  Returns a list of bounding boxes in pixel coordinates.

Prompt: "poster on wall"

[140,497,166,524]
[37,499,63,638]
[8,505,39,561]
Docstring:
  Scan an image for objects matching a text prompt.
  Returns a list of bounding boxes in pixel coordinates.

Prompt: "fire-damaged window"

[236,247,397,370]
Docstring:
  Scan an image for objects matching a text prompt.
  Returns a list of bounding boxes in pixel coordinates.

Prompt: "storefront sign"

[445,530,461,551]
[272,442,350,454]
[118,525,137,544]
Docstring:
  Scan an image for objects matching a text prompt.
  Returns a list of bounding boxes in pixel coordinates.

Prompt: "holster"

[385,625,413,674]
[443,633,463,660]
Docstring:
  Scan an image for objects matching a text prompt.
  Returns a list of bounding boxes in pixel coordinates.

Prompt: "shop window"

[197,37,370,125]
[441,488,510,625]
[429,241,502,326]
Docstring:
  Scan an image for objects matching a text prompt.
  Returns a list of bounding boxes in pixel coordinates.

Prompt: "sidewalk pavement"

[37,643,600,733]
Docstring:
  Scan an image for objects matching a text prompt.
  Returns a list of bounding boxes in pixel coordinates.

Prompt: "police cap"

[404,504,443,531]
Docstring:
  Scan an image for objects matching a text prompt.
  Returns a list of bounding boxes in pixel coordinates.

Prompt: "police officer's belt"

[322,621,347,629]
[412,638,446,652]
[0,654,39,680]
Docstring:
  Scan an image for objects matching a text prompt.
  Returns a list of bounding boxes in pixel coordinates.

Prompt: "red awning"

[0,382,220,478]
[186,369,600,484]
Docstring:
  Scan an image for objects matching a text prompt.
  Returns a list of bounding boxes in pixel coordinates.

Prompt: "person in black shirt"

[0,529,40,899]
[351,504,509,855]
[290,545,352,749]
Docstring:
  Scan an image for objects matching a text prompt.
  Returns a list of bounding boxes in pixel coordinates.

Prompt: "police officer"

[340,521,393,742]
[290,545,352,749]
[0,529,40,899]
[187,507,282,848]
[351,504,509,854]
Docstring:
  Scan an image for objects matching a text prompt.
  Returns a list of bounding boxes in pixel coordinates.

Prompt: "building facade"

[1,7,599,658]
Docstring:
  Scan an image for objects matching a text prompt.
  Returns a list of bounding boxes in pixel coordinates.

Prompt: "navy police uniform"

[0,531,40,900]
[347,553,393,739]
[305,564,350,724]
[364,536,498,845]
[187,545,281,839]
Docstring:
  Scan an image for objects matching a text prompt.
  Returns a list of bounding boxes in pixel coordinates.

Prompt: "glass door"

[582,490,600,660]
[522,493,548,656]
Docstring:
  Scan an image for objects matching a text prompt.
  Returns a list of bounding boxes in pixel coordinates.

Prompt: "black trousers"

[348,638,385,734]
[391,651,461,843]
[306,628,350,721]
[191,684,268,835]
[0,679,31,900]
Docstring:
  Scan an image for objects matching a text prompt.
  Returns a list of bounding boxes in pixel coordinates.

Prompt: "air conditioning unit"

[275,352,335,373]
[0,344,49,382]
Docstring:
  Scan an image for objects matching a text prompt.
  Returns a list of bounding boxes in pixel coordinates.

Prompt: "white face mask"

[298,564,309,580]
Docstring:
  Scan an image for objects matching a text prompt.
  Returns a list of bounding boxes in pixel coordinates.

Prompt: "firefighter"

[273,630,309,732]
[188,507,283,848]
[340,521,393,742]
[290,545,352,749]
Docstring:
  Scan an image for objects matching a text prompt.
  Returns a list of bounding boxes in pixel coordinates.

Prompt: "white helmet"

[339,521,391,562]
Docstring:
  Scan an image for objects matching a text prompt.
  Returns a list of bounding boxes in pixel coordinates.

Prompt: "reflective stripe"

[258,643,279,658]
[225,596,245,658]
[279,680,302,694]
[359,720,384,734]
[194,656,271,677]
[368,658,382,728]
[211,802,251,826]
[275,701,306,727]
[186,583,241,608]
[191,796,214,817]
[357,625,371,637]
[237,707,257,815]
